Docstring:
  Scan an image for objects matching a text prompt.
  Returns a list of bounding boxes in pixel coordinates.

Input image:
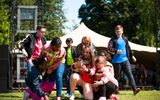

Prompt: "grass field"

[0,90,160,100]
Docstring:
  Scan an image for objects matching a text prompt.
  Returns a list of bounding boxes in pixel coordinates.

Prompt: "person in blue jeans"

[107,24,140,95]
[19,25,46,73]
[64,38,76,97]
[40,37,66,100]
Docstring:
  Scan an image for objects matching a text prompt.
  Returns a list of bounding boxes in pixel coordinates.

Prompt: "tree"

[0,0,10,45]
[13,0,66,45]
[78,0,159,46]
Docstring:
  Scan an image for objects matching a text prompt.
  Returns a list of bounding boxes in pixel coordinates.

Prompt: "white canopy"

[59,23,158,69]
[60,22,156,53]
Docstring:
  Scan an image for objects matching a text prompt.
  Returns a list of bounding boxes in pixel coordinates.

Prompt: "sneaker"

[110,95,118,100]
[64,93,71,97]
[134,88,141,95]
[69,94,75,100]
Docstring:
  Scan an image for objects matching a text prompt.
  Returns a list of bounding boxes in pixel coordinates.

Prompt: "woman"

[69,47,96,100]
[40,37,66,100]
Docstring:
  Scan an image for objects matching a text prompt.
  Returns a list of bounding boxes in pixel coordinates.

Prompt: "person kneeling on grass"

[92,56,118,100]
[23,57,55,100]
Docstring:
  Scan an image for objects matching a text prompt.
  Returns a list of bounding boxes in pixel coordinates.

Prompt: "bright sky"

[63,0,85,34]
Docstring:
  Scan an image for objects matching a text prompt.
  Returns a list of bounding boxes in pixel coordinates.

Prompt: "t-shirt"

[112,37,128,63]
[66,48,74,65]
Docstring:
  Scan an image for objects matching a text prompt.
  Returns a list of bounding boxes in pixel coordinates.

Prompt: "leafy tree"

[13,0,66,45]
[78,0,159,46]
[0,0,10,45]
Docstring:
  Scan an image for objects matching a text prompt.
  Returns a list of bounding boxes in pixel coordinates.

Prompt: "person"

[92,56,118,100]
[40,37,66,100]
[74,36,97,96]
[107,24,140,95]
[19,25,46,73]
[24,57,55,100]
[64,38,76,97]
[76,36,97,58]
[69,47,96,100]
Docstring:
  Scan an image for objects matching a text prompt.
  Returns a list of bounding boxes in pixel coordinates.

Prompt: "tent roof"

[60,22,156,53]
[60,23,109,47]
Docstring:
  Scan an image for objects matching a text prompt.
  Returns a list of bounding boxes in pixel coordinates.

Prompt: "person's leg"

[122,60,140,95]
[27,88,45,100]
[112,63,122,94]
[82,82,93,100]
[64,65,72,95]
[69,73,82,100]
[54,63,65,99]
[105,81,118,99]
[26,61,33,74]
[112,63,122,81]
[70,73,82,94]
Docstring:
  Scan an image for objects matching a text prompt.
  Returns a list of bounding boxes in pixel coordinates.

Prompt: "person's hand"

[92,81,101,88]
[132,56,137,62]
[44,95,49,100]
[81,65,87,72]
[117,50,122,54]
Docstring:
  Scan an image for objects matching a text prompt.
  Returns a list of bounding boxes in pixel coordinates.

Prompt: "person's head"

[66,38,73,47]
[81,36,91,47]
[32,57,49,71]
[95,56,106,69]
[36,25,46,37]
[50,37,62,52]
[81,47,95,66]
[98,50,111,61]
[115,25,123,38]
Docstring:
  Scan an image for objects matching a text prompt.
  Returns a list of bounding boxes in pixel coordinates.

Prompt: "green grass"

[0,90,160,100]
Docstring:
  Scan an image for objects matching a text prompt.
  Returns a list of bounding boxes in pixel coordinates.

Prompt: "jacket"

[107,35,133,59]
[19,33,46,59]
[25,66,46,97]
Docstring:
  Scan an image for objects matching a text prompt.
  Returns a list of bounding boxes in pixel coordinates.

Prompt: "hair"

[32,57,47,68]
[82,46,95,66]
[51,37,62,46]
[98,50,111,61]
[36,25,46,30]
[66,38,73,43]
[95,56,106,65]
[115,24,123,31]
[82,36,91,44]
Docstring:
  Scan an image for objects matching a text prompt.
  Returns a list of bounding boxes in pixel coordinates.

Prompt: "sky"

[63,0,85,34]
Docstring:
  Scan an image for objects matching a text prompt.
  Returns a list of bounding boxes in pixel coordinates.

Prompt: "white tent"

[60,23,109,47]
[60,23,156,52]
[59,23,158,69]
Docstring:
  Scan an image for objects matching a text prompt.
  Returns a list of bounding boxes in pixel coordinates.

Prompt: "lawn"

[0,90,160,100]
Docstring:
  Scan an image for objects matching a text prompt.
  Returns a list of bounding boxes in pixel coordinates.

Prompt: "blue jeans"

[64,65,72,94]
[113,60,137,91]
[26,61,33,73]
[49,63,65,96]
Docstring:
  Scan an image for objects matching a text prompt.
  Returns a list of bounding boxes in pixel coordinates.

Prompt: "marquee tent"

[48,23,158,69]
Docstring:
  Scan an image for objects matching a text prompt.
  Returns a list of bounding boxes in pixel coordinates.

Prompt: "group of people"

[19,24,140,100]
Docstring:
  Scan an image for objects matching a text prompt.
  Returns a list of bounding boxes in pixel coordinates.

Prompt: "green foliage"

[13,0,66,43]
[79,0,159,46]
[0,1,10,45]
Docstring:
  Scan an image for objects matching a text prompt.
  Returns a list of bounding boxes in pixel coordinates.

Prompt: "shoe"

[110,95,118,100]
[134,88,141,95]
[69,94,75,100]
[64,93,71,97]
[56,96,61,100]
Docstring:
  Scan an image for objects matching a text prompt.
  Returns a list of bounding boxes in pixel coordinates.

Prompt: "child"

[23,57,55,100]
[92,56,118,100]
[64,38,76,97]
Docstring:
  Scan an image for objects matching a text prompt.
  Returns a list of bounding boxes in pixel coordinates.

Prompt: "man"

[107,24,140,95]
[19,25,46,72]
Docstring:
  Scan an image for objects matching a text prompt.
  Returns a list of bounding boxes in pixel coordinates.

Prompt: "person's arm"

[47,48,66,74]
[107,38,117,55]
